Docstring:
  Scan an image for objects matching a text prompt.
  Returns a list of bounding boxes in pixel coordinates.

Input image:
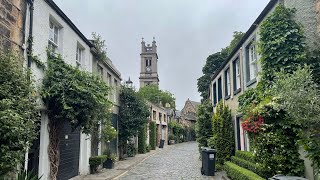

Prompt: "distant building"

[139,37,160,87]
[147,102,168,146]
[179,99,200,127]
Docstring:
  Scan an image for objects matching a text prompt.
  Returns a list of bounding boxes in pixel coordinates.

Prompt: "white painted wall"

[31,0,93,178]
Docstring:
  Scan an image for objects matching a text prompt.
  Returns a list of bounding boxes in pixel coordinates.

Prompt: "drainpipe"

[27,0,34,68]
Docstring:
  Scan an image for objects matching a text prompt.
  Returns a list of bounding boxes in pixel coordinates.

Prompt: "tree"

[118,86,150,159]
[197,31,244,101]
[0,52,40,177]
[195,100,213,151]
[137,85,175,108]
[209,102,234,168]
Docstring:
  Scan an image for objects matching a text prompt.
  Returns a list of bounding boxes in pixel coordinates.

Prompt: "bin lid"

[202,148,216,153]
[269,175,308,180]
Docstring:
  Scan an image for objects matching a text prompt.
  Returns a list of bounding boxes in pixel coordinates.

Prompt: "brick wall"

[0,0,26,53]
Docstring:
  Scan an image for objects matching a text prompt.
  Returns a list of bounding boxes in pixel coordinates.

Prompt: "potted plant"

[103,153,117,169]
[168,134,175,145]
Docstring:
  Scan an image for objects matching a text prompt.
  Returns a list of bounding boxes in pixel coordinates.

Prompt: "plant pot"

[103,158,114,169]
[169,140,175,145]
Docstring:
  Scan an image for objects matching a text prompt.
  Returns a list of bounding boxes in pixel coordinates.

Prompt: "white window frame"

[76,46,84,67]
[48,21,59,53]
[226,69,231,97]
[236,60,241,90]
[97,64,103,78]
[248,42,258,81]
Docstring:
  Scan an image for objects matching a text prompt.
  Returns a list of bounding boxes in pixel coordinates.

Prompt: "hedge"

[224,162,264,180]
[138,124,147,154]
[231,156,264,177]
[235,151,255,163]
[89,155,107,173]
[149,121,156,150]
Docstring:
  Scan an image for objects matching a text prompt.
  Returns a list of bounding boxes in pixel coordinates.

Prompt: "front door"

[57,121,80,180]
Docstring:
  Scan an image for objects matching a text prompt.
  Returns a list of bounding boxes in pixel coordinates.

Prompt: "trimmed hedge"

[138,124,147,154]
[235,151,255,163]
[231,156,264,177]
[89,155,107,173]
[149,122,156,150]
[224,162,264,180]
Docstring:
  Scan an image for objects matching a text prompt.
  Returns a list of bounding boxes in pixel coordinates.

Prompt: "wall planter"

[103,158,114,169]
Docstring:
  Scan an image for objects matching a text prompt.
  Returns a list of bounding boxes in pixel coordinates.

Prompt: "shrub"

[89,155,107,173]
[224,162,264,180]
[209,102,235,166]
[127,142,137,157]
[146,145,151,152]
[138,124,147,154]
[231,156,265,177]
[235,151,255,163]
[149,121,156,150]
[195,100,213,151]
[0,52,40,177]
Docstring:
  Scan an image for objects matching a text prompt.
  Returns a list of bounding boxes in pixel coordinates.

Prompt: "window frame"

[48,21,59,53]
[224,66,231,100]
[217,76,222,102]
[233,58,241,95]
[76,46,84,67]
[213,82,217,106]
[97,64,103,78]
[245,39,258,87]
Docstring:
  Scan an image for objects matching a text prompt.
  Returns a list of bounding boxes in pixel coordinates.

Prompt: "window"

[164,114,166,122]
[246,41,258,82]
[225,68,231,98]
[218,77,222,102]
[114,79,118,102]
[153,111,156,120]
[233,58,241,94]
[145,58,152,67]
[48,21,59,53]
[76,46,84,68]
[213,82,217,106]
[159,113,162,122]
[107,73,112,86]
[97,64,103,78]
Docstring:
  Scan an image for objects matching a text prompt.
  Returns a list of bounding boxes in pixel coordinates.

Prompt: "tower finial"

[142,37,144,42]
[153,36,155,42]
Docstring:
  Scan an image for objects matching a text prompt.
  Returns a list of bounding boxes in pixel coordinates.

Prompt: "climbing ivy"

[238,5,314,177]
[259,5,306,87]
[41,53,112,179]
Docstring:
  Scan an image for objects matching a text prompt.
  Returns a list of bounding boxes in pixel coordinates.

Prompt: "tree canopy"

[197,31,244,100]
[137,85,175,108]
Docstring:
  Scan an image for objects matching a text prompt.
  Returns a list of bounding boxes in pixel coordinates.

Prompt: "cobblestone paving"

[119,142,224,180]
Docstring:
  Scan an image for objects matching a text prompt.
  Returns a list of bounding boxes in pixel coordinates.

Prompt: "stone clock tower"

[139,37,160,88]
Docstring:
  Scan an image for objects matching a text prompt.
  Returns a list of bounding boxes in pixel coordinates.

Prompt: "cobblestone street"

[118,142,225,180]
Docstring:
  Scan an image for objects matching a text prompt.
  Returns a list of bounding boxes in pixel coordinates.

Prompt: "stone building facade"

[0,0,27,54]
[147,102,168,146]
[209,0,320,179]
[179,99,200,127]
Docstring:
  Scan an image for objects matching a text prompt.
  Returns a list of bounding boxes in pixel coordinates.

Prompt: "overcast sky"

[53,0,270,110]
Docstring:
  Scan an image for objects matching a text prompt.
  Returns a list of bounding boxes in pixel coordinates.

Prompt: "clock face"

[146,67,151,72]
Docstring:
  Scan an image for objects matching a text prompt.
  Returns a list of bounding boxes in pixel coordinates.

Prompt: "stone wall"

[0,0,26,53]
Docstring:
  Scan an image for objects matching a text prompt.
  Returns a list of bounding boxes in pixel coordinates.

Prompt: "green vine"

[41,53,112,179]
[238,5,311,177]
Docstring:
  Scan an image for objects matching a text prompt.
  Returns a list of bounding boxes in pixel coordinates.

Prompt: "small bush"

[231,156,265,177]
[127,142,137,157]
[224,162,264,180]
[146,145,151,152]
[89,155,107,173]
[235,151,255,163]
